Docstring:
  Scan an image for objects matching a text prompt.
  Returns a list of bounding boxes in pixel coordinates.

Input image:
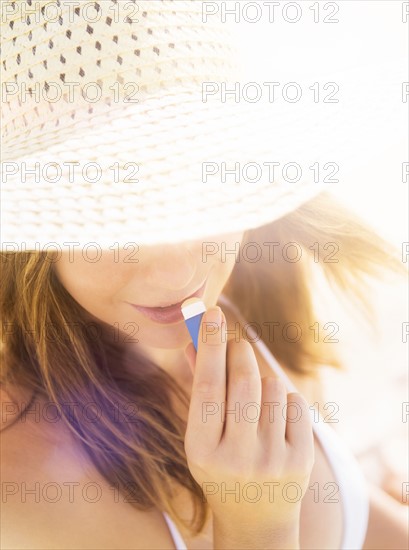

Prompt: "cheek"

[53,257,128,315]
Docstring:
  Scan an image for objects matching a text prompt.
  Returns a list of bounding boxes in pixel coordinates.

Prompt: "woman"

[1,1,407,548]
[1,192,407,549]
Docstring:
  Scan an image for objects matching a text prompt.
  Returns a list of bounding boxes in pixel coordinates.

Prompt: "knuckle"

[263,376,286,391]
[228,457,255,479]
[194,379,219,396]
[232,370,259,392]
[290,453,315,477]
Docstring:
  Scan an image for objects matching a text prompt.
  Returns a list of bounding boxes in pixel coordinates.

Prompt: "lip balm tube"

[181,298,206,352]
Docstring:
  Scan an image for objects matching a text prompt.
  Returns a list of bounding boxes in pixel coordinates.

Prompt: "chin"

[137,320,192,348]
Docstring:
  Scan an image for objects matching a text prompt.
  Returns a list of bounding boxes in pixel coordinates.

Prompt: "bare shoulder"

[1,388,175,550]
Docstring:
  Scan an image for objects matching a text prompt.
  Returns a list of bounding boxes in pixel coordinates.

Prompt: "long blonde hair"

[0,191,403,535]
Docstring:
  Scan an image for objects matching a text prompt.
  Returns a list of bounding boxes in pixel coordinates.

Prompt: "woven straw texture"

[2,0,398,248]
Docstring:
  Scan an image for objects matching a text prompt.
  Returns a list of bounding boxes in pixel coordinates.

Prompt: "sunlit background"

[222,0,408,502]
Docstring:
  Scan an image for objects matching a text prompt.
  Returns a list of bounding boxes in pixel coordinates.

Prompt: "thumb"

[184,342,197,376]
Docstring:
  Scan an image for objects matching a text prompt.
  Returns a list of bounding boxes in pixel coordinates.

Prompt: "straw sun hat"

[0,0,398,249]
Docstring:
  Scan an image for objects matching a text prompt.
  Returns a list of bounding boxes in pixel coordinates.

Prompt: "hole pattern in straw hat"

[1,0,239,158]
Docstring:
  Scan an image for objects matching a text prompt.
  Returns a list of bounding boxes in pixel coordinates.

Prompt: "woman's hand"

[184,306,315,548]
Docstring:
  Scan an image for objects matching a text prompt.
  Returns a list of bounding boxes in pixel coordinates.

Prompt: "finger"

[223,339,261,443]
[285,392,314,459]
[184,342,196,375]
[185,306,227,455]
[258,376,287,449]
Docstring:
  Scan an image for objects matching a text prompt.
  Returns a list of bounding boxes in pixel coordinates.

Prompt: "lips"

[127,278,207,324]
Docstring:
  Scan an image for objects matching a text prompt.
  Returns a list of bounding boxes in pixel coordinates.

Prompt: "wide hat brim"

[0,84,362,249]
[1,0,404,250]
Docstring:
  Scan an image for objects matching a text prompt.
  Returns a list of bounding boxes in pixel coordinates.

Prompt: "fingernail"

[204,306,222,326]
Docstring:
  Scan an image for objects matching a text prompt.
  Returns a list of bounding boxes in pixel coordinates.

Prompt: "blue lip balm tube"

[181,298,207,352]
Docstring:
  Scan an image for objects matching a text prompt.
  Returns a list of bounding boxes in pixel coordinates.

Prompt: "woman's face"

[53,232,243,362]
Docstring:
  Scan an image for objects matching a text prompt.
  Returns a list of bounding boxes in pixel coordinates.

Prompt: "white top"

[163,511,188,550]
[162,294,370,549]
